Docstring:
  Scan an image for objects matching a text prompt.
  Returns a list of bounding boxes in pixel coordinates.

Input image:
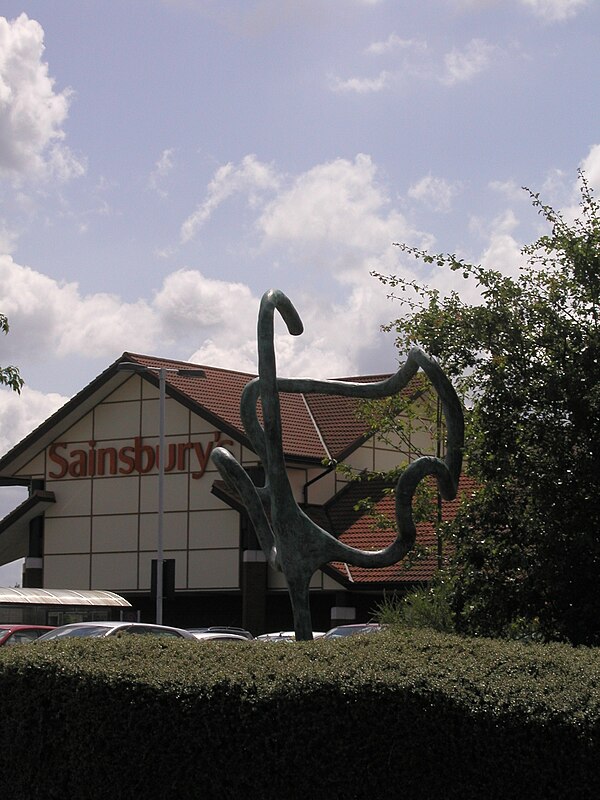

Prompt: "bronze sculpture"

[211,289,464,640]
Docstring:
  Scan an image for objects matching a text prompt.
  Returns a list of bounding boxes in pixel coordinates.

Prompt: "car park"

[0,624,56,646]
[187,626,254,641]
[35,621,197,641]
[256,630,326,642]
[322,623,383,639]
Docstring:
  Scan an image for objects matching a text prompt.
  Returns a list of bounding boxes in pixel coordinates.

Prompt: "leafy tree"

[374,172,600,645]
[0,313,23,394]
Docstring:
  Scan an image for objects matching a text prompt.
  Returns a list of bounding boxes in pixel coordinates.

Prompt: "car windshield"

[43,625,113,639]
[326,626,378,637]
[119,627,182,637]
[5,630,45,645]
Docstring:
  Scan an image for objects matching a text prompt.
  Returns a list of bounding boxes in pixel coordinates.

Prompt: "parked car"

[187,626,254,641]
[189,631,250,642]
[323,623,383,639]
[256,630,326,642]
[0,624,56,646]
[35,621,197,641]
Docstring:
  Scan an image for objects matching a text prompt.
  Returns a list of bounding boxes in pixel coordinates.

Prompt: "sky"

[0,0,599,583]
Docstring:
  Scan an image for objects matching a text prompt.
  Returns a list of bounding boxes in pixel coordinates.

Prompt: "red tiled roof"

[123,353,422,463]
[323,473,478,585]
[0,351,434,478]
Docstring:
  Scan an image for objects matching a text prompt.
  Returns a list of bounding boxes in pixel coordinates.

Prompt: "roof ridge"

[300,393,331,462]
[122,352,258,379]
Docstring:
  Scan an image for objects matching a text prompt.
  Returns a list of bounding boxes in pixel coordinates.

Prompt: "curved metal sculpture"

[211,289,464,640]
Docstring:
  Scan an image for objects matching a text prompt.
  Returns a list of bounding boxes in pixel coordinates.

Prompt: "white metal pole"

[157,367,166,625]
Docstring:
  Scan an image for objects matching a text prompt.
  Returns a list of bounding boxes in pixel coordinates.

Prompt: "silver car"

[322,623,383,639]
[35,621,198,641]
[187,626,254,641]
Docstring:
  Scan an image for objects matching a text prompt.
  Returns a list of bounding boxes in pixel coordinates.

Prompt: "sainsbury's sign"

[48,431,233,480]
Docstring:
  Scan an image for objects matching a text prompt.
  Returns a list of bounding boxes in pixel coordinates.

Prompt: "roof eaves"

[322,562,428,589]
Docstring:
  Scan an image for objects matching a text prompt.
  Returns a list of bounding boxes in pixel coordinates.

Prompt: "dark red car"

[0,624,56,646]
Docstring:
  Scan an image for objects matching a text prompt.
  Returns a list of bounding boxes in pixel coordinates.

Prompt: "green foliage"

[334,380,447,569]
[373,582,456,633]
[2,634,600,799]
[0,312,23,393]
[374,171,600,645]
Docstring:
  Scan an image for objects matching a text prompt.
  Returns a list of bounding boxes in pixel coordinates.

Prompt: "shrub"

[1,631,599,800]
[373,582,456,633]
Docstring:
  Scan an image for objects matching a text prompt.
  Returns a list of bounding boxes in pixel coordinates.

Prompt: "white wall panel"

[94,402,141,440]
[188,474,230,511]
[44,554,90,589]
[92,476,139,514]
[104,378,141,403]
[141,397,190,437]
[188,548,239,589]
[139,473,188,513]
[64,413,94,442]
[46,479,92,517]
[188,510,239,549]
[16,452,45,478]
[92,515,138,552]
[92,552,138,590]
[139,511,187,551]
[44,517,91,554]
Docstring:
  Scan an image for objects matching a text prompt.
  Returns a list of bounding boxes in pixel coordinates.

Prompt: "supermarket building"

[0,352,467,634]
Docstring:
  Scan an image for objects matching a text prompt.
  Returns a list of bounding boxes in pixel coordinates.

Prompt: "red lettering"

[164,443,177,472]
[118,446,135,474]
[134,436,155,473]
[87,441,96,477]
[97,447,118,475]
[191,432,233,479]
[191,442,211,479]
[48,443,68,479]
[48,431,232,480]
[68,449,87,477]
[177,442,194,471]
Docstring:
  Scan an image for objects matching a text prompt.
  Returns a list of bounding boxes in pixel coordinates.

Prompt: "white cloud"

[0,254,260,373]
[155,268,256,337]
[148,148,175,197]
[580,144,600,191]
[187,282,399,379]
[0,556,23,586]
[519,0,589,22]
[180,154,280,243]
[0,220,19,253]
[365,35,426,56]
[258,154,418,255]
[0,254,156,361]
[408,174,460,213]
[554,143,600,225]
[178,153,434,375]
[441,38,496,85]
[489,179,525,202]
[329,70,392,94]
[475,209,522,270]
[2,146,570,433]
[0,384,67,455]
[331,36,497,96]
[0,14,84,181]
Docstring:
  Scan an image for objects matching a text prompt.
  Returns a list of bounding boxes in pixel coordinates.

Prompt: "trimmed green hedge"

[1,629,599,799]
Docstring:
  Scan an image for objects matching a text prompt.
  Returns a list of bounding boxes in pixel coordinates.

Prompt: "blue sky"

[0,0,598,583]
